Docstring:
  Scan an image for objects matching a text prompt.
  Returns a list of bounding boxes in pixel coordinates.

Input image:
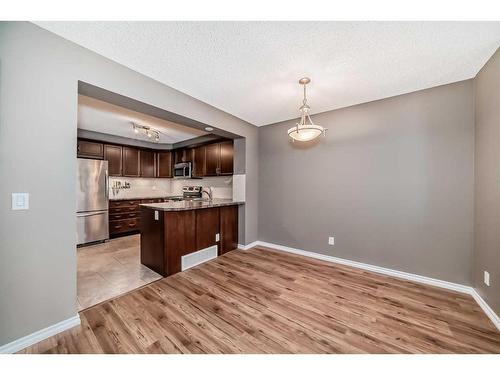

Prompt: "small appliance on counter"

[76,158,109,246]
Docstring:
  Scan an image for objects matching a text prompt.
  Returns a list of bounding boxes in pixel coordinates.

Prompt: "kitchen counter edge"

[139,199,244,212]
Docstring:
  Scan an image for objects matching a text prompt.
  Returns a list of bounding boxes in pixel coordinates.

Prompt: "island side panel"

[220,205,239,255]
[196,207,220,251]
[140,207,165,276]
[164,210,196,275]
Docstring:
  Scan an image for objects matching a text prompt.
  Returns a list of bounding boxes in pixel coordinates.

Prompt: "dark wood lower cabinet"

[220,205,238,255]
[140,207,165,276]
[140,205,240,277]
[109,200,141,236]
[110,199,164,237]
[196,207,219,250]
[165,210,196,275]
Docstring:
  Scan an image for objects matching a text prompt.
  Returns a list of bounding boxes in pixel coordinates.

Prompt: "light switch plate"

[154,210,159,220]
[328,236,335,246]
[216,233,220,242]
[11,193,29,210]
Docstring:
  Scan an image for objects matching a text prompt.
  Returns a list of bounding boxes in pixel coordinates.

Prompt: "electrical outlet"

[328,236,335,246]
[484,271,490,286]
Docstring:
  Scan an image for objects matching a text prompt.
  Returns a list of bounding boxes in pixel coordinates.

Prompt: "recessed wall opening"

[75,81,246,311]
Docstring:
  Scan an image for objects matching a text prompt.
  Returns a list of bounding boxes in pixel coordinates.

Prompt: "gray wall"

[473,48,500,315]
[0,22,258,346]
[259,80,474,285]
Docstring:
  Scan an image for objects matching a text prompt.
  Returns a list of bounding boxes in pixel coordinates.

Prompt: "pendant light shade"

[287,124,325,142]
[288,77,326,142]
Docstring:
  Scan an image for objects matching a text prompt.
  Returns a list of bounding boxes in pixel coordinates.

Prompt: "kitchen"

[76,93,244,310]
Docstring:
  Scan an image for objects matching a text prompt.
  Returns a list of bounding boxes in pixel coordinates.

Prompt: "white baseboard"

[244,240,499,331]
[237,241,260,251]
[470,289,500,331]
[0,314,81,354]
[2,241,499,353]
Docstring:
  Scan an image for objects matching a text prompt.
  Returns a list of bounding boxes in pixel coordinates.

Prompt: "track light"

[131,122,162,143]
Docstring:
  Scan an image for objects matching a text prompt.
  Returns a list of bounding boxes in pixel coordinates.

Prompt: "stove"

[182,186,203,200]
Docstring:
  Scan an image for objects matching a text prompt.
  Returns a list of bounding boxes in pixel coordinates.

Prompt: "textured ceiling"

[38,22,500,126]
[78,95,207,144]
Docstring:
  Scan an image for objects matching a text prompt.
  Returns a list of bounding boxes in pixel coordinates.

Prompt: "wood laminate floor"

[77,235,161,310]
[20,246,500,353]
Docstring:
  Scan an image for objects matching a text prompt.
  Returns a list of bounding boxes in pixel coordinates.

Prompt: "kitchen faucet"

[202,187,213,201]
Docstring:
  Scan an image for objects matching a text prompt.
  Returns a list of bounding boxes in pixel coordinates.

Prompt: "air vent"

[181,245,218,271]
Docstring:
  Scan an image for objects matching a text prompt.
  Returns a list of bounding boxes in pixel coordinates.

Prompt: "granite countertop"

[109,195,183,201]
[140,199,244,211]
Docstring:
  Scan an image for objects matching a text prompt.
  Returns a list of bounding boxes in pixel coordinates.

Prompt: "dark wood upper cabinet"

[205,143,220,176]
[192,146,206,178]
[173,148,194,165]
[204,140,234,176]
[77,140,103,159]
[173,149,185,164]
[79,138,232,178]
[140,150,156,178]
[184,149,194,164]
[156,151,172,178]
[104,144,122,176]
[219,141,234,175]
[122,147,140,177]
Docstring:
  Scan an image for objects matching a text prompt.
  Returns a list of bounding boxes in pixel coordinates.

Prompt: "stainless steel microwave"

[173,162,192,179]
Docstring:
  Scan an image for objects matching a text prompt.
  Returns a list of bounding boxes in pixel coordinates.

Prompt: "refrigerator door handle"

[77,210,108,218]
[105,169,109,200]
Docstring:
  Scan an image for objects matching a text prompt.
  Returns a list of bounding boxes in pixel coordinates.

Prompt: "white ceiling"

[38,22,500,126]
[78,95,207,144]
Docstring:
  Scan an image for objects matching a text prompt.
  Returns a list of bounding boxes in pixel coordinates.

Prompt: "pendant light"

[287,77,326,142]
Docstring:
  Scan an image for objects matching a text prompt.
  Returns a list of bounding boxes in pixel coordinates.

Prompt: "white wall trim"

[244,240,500,331]
[238,241,260,251]
[470,289,500,331]
[0,314,81,354]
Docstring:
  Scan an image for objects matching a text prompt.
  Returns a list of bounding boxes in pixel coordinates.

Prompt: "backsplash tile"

[171,176,233,199]
[109,177,171,200]
[108,176,234,200]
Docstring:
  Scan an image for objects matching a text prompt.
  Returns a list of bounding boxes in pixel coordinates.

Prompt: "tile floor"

[77,234,162,311]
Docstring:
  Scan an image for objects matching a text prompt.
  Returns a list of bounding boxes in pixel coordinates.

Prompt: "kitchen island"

[140,199,244,277]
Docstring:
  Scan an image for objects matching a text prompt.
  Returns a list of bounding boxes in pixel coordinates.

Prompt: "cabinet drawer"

[109,212,139,221]
[109,200,141,208]
[109,205,139,214]
[109,218,140,234]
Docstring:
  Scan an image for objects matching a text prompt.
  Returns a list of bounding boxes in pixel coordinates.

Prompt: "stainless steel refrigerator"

[76,158,109,245]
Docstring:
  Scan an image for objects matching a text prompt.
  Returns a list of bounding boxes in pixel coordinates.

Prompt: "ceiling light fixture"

[131,122,162,143]
[288,77,326,142]
[204,126,214,132]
